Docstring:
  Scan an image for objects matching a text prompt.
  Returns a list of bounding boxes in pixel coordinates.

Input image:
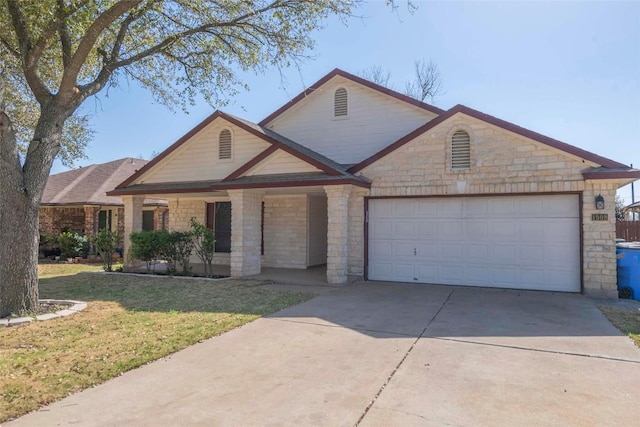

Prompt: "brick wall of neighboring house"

[39,206,86,237]
[154,207,169,231]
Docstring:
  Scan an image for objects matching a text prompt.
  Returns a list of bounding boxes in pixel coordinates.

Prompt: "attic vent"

[219,129,232,160]
[334,87,348,117]
[451,130,471,170]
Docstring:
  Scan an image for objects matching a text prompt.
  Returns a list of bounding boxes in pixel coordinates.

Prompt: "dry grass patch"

[600,305,640,347]
[37,263,103,278]
[0,268,313,422]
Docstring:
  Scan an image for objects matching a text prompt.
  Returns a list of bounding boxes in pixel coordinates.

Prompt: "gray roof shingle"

[42,158,167,206]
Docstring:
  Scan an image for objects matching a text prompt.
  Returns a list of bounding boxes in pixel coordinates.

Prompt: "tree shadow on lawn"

[38,272,314,316]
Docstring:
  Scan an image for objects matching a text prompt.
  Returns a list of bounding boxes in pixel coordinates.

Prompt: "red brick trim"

[582,170,640,180]
[349,104,628,173]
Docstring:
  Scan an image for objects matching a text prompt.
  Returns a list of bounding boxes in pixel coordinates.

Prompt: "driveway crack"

[354,289,455,426]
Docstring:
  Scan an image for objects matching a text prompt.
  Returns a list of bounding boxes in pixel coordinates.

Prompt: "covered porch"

[119,179,369,284]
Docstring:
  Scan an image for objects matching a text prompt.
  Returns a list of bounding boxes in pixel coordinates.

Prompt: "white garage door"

[368,195,580,292]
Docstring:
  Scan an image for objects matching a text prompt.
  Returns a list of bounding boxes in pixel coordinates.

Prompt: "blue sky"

[53,1,640,203]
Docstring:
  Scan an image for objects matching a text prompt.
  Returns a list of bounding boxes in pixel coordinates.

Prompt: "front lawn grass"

[600,305,640,347]
[0,267,314,423]
[37,263,104,278]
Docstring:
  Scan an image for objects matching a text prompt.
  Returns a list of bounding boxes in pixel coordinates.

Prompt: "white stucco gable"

[260,70,442,165]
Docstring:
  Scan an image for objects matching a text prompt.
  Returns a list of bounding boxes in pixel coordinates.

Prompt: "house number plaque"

[591,213,608,221]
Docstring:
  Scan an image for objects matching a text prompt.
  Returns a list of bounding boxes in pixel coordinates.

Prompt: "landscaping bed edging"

[0,299,87,327]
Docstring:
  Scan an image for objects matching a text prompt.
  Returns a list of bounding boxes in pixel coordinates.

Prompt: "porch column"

[122,195,144,267]
[228,189,264,277]
[83,205,100,238]
[324,185,352,284]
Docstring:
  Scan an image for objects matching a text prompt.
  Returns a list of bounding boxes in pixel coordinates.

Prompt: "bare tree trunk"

[0,103,63,317]
[0,188,40,317]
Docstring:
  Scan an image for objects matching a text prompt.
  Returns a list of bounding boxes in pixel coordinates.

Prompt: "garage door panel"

[439,222,464,239]
[465,221,489,239]
[544,195,579,216]
[393,263,416,281]
[518,221,545,241]
[490,221,517,241]
[463,265,490,285]
[546,220,579,240]
[415,243,437,257]
[394,221,414,237]
[438,199,464,218]
[368,195,580,292]
[370,221,393,239]
[393,200,415,217]
[463,244,490,261]
[490,245,518,263]
[395,241,416,257]
[371,241,393,257]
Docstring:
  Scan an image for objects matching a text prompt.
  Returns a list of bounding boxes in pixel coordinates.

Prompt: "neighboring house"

[40,158,168,243]
[108,69,640,297]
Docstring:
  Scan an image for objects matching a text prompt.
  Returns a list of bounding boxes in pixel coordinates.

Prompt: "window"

[451,130,471,170]
[142,211,154,231]
[98,209,113,231]
[206,202,232,253]
[334,87,348,117]
[219,129,232,160]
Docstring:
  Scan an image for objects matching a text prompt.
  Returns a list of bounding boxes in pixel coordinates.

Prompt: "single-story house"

[108,69,640,297]
[41,157,168,242]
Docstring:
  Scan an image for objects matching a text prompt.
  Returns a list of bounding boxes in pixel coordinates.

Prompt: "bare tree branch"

[358,65,392,87]
[404,59,444,103]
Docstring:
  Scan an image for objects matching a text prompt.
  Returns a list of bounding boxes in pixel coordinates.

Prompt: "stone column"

[582,182,620,298]
[325,185,352,284]
[122,195,145,267]
[228,189,264,277]
[348,188,370,279]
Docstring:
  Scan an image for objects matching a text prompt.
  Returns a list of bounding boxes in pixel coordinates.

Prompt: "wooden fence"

[616,221,640,242]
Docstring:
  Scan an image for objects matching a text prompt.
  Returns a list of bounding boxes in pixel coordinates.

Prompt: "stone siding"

[582,183,619,297]
[263,195,308,269]
[359,113,620,295]
[229,190,263,276]
[325,185,351,283]
[347,189,368,278]
[168,199,230,265]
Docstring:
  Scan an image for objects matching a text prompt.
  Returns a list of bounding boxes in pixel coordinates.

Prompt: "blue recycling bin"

[616,243,640,300]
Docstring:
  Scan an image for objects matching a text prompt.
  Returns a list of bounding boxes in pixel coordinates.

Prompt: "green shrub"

[131,230,193,276]
[190,218,216,277]
[130,230,163,272]
[168,231,194,276]
[57,232,87,259]
[93,228,120,271]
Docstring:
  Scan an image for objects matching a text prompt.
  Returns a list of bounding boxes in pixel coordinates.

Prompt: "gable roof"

[258,68,445,126]
[42,158,166,206]
[349,104,634,174]
[114,111,352,191]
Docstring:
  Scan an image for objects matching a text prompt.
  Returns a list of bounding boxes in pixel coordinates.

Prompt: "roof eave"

[107,177,371,197]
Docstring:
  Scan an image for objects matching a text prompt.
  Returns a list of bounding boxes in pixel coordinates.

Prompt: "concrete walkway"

[8,282,640,426]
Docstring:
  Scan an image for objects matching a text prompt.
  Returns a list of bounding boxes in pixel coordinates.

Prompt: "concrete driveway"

[8,282,640,426]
